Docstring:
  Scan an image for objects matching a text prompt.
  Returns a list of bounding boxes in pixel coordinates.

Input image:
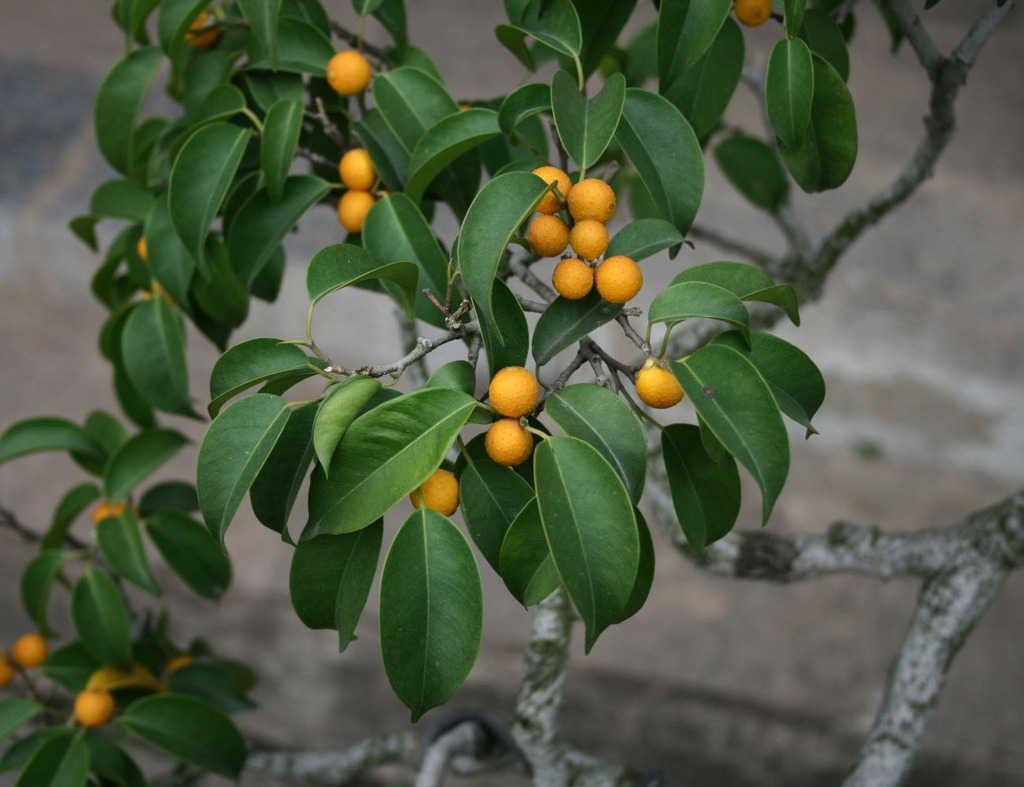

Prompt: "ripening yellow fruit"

[527,214,570,257]
[326,50,373,96]
[86,663,165,693]
[595,255,643,304]
[92,500,128,525]
[410,469,460,516]
[185,10,220,47]
[552,257,594,300]
[485,419,534,467]
[569,219,610,262]
[165,655,194,675]
[136,236,147,261]
[635,361,685,409]
[734,0,772,26]
[532,165,572,215]
[11,633,48,669]
[0,655,15,688]
[74,689,116,729]
[337,190,376,233]
[339,148,376,191]
[567,178,616,223]
[488,366,540,419]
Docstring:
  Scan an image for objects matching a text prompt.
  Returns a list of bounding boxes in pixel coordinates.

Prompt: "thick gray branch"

[245,731,419,784]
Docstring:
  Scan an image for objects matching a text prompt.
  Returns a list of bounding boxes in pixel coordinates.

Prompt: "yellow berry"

[326,50,373,96]
[488,366,540,419]
[0,655,15,688]
[636,362,685,409]
[569,219,610,262]
[734,0,772,26]
[485,419,534,467]
[11,634,48,669]
[92,500,128,525]
[74,689,116,729]
[552,257,593,300]
[337,190,376,233]
[595,255,643,304]
[527,215,570,258]
[410,469,459,516]
[136,236,147,261]
[185,10,220,47]
[567,178,616,223]
[532,165,572,215]
[339,148,376,191]
[165,655,194,674]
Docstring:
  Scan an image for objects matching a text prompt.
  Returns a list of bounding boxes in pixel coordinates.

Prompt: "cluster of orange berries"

[527,166,643,306]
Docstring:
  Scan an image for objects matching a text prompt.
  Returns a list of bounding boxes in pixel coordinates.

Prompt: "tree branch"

[244,731,419,783]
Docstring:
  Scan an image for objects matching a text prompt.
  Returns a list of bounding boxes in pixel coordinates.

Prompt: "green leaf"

[372,66,458,151]
[778,53,857,193]
[711,330,825,435]
[20,550,71,637]
[354,109,409,191]
[94,46,163,177]
[606,218,685,261]
[508,0,582,57]
[144,195,195,311]
[648,281,750,340]
[478,278,530,378]
[139,481,198,516]
[290,522,383,651]
[185,84,247,128]
[71,570,133,670]
[662,424,741,552]
[616,507,655,623]
[306,242,419,320]
[1,729,74,773]
[103,429,188,501]
[250,402,317,537]
[43,483,102,550]
[146,511,232,599]
[97,508,160,595]
[0,417,102,464]
[425,361,477,395]
[460,458,535,573]
[0,699,43,745]
[497,83,551,135]
[168,123,251,271]
[198,394,292,543]
[615,88,703,237]
[661,16,744,142]
[90,179,155,221]
[798,8,850,82]
[551,70,625,171]
[671,344,789,523]
[243,71,306,112]
[534,436,639,651]
[239,0,283,66]
[121,299,195,417]
[657,0,732,83]
[312,377,382,472]
[457,171,548,344]
[671,260,800,324]
[545,384,647,503]
[714,132,790,213]
[532,290,622,366]
[209,338,315,418]
[248,17,334,73]
[380,508,483,721]
[40,643,101,693]
[767,38,814,150]
[168,663,255,713]
[261,100,304,202]
[406,109,502,203]
[157,0,208,52]
[119,695,246,779]
[304,388,477,537]
[495,25,535,71]
[16,732,89,787]
[353,0,385,14]
[498,498,560,606]
[785,0,806,37]
[571,0,637,78]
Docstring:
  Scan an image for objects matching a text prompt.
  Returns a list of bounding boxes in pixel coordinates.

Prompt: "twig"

[357,328,470,378]
[687,224,776,269]
[508,256,557,303]
[313,97,344,148]
[616,313,651,355]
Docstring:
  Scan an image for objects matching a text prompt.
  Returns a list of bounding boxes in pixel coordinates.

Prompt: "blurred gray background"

[1,1,1022,785]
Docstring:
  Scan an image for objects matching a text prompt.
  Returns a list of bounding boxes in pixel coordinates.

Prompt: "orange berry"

[326,51,373,96]
[339,148,376,191]
[410,469,459,516]
[485,419,535,467]
[11,633,48,669]
[527,215,570,258]
[552,257,594,300]
[734,0,772,26]
[488,366,540,419]
[595,255,643,304]
[185,10,220,47]
[92,500,128,525]
[635,361,685,409]
[337,190,376,233]
[0,655,15,688]
[532,165,572,215]
[567,178,616,223]
[569,219,610,262]
[136,236,147,261]
[74,689,116,728]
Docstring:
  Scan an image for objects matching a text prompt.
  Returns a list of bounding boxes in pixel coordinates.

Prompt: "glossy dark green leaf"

[498,498,559,606]
[97,508,160,595]
[615,89,703,237]
[1,728,73,772]
[42,483,101,550]
[714,133,790,213]
[119,695,246,778]
[239,0,283,66]
[16,732,89,787]
[103,429,188,501]
[458,171,548,343]
[649,281,750,340]
[243,71,306,112]
[495,25,535,71]
[369,0,406,50]
[767,38,814,150]
[168,123,251,270]
[157,0,209,52]
[658,0,732,84]
[426,361,477,395]
[209,338,315,417]
[571,0,636,77]
[460,458,535,573]
[406,109,502,203]
[144,195,195,311]
[94,46,163,176]
[198,394,292,543]
[508,0,582,57]
[798,9,850,81]
[39,643,101,693]
[672,260,800,324]
[551,70,625,171]
[138,481,198,516]
[662,424,741,552]
[531,290,622,367]
[478,278,530,378]
[312,376,382,472]
[120,299,195,417]
[248,17,334,73]
[228,175,331,285]
[261,100,304,201]
[167,663,255,713]
[90,179,155,221]
[71,570,133,670]
[497,83,551,135]
[0,417,102,464]
[606,218,685,261]
[671,344,789,524]
[372,66,458,152]
[616,507,655,622]
[305,244,419,328]
[785,0,806,36]
[0,699,43,745]
[249,402,316,539]
[534,436,639,651]
[380,508,483,721]
[305,388,478,537]
[185,84,247,128]
[290,522,383,650]
[354,109,409,190]
[146,511,232,599]
[20,550,71,637]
